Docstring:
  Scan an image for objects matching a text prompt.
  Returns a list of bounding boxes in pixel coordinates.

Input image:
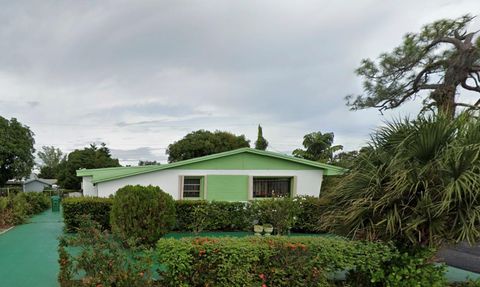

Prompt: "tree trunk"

[431,85,456,118]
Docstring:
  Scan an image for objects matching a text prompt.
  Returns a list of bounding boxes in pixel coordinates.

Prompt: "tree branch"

[461,79,480,92]
[426,37,464,50]
[455,102,480,110]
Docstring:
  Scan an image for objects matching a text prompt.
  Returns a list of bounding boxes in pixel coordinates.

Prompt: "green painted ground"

[0,209,63,287]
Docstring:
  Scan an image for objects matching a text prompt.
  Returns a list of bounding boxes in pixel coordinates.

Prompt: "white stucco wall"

[81,176,97,196]
[92,169,323,199]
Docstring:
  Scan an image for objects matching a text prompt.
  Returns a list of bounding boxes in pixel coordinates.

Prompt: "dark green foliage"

[138,160,159,166]
[58,219,155,287]
[166,129,250,163]
[62,197,113,232]
[0,192,50,226]
[175,200,251,232]
[37,146,64,179]
[323,113,480,247]
[293,131,343,162]
[156,236,445,287]
[254,124,268,150]
[293,196,329,233]
[251,197,301,235]
[347,15,480,117]
[0,117,35,187]
[111,185,176,246]
[57,143,120,190]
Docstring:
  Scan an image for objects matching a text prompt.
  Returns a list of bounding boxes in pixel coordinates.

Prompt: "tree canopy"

[322,113,480,248]
[293,132,343,163]
[254,125,268,151]
[166,130,250,163]
[0,117,35,186]
[138,160,160,166]
[57,143,120,190]
[38,146,64,179]
[347,15,480,117]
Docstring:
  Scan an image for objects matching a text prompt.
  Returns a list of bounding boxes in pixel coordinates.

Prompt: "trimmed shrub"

[251,197,301,235]
[111,185,176,246]
[62,197,113,232]
[293,196,330,233]
[0,192,51,225]
[156,236,446,286]
[58,218,154,287]
[175,200,251,232]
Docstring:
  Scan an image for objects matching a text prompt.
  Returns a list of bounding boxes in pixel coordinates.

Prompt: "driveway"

[0,210,63,287]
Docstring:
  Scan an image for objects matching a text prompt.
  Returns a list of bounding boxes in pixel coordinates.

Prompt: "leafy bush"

[58,218,154,287]
[293,196,330,233]
[0,192,51,225]
[62,197,113,232]
[156,236,446,286]
[323,113,480,247]
[251,197,301,235]
[175,200,251,232]
[111,185,176,246]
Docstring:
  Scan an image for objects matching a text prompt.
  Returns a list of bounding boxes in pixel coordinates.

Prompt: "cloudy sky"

[0,0,478,165]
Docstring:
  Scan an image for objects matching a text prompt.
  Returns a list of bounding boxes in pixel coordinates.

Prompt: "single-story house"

[23,178,57,192]
[77,148,345,200]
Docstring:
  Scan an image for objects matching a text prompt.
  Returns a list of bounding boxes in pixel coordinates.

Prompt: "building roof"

[24,178,57,186]
[77,148,346,184]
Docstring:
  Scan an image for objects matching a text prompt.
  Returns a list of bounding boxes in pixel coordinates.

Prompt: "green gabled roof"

[77,148,346,184]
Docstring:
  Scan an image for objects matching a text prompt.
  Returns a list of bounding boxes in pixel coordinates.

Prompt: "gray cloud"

[0,0,478,164]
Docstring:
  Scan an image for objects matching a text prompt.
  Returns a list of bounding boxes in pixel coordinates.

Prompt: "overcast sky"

[0,0,479,165]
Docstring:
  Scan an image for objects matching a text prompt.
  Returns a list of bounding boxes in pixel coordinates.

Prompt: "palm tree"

[293,132,343,162]
[322,113,480,248]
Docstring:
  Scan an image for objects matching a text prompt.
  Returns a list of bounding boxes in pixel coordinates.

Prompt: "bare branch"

[455,102,480,110]
[461,79,480,92]
[426,37,464,50]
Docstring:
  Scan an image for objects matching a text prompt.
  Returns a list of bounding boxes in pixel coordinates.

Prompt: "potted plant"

[263,224,273,236]
[254,224,264,236]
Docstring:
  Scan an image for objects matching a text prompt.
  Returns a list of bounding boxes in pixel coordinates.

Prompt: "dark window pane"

[253,178,291,198]
[183,178,201,198]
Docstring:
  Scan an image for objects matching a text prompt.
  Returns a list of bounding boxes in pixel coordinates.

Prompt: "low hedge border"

[62,197,113,232]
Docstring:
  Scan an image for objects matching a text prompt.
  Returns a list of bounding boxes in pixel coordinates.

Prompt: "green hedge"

[62,197,113,232]
[111,185,176,246]
[0,192,51,226]
[175,200,251,232]
[156,236,446,287]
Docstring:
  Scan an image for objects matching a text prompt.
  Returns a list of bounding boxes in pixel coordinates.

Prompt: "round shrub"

[111,185,176,246]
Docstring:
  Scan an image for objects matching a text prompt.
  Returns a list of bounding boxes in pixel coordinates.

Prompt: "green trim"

[77,148,346,184]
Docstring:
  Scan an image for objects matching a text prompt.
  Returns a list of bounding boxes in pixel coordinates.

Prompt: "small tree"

[111,185,176,246]
[347,15,480,117]
[254,125,268,150]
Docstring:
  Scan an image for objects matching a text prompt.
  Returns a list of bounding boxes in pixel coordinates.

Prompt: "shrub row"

[62,195,328,235]
[0,192,51,227]
[58,223,446,287]
[62,197,113,232]
[156,237,446,287]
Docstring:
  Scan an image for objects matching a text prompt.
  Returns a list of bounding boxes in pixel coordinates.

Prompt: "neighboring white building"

[77,148,345,200]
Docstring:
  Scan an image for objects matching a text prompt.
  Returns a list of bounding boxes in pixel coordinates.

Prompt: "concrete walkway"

[0,210,63,287]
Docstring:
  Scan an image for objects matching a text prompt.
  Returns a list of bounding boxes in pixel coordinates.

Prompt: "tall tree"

[38,146,63,168]
[347,15,480,117]
[0,117,35,186]
[293,132,343,162]
[166,130,250,163]
[57,143,120,190]
[254,125,268,151]
[38,146,64,178]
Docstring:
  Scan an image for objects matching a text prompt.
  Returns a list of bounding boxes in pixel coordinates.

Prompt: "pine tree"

[254,125,268,151]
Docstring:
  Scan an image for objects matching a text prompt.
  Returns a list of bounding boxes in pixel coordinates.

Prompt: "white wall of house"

[81,176,97,196]
[87,169,324,199]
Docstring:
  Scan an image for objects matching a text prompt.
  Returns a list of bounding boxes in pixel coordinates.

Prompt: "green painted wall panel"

[207,175,249,201]
[174,153,318,170]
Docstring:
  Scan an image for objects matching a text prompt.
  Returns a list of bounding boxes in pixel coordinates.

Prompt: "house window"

[183,177,201,198]
[253,177,291,198]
